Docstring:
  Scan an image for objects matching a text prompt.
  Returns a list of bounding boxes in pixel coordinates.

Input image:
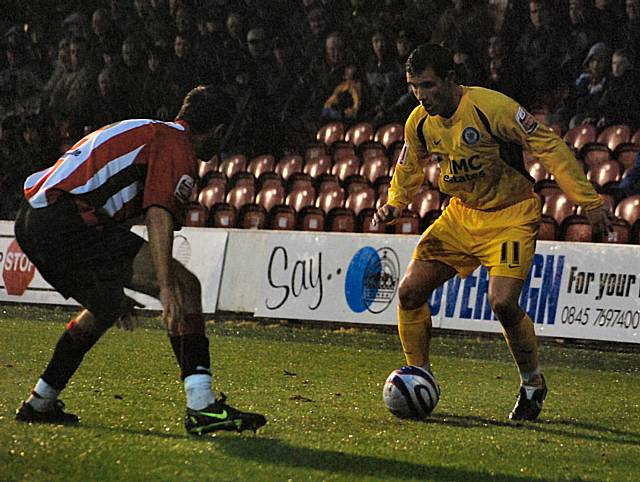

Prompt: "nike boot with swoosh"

[184,393,267,435]
[509,374,548,421]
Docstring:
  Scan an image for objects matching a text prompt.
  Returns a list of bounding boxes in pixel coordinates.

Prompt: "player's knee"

[398,276,428,310]
[178,269,201,304]
[488,292,519,322]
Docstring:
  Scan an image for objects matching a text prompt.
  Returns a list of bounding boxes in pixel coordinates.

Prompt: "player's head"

[176,85,235,158]
[405,44,459,118]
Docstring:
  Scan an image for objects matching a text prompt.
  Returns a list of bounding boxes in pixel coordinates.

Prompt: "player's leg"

[397,259,456,371]
[128,244,266,434]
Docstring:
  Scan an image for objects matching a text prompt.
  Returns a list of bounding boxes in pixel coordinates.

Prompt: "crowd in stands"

[1,0,640,238]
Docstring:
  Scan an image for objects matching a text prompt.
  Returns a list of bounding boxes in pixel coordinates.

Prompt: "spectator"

[87,65,131,131]
[594,0,623,49]
[483,34,522,101]
[322,63,365,122]
[571,41,611,127]
[167,33,200,101]
[120,34,149,116]
[431,0,493,57]
[141,45,177,119]
[89,8,123,65]
[562,0,599,79]
[364,30,400,111]
[594,49,640,129]
[245,27,280,100]
[624,0,640,68]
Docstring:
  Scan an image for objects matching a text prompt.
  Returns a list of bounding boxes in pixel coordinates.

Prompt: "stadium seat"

[344,122,374,147]
[316,121,345,146]
[542,192,576,224]
[247,154,276,178]
[229,171,256,190]
[198,156,219,180]
[226,185,255,211]
[286,186,316,212]
[526,159,549,182]
[343,175,367,194]
[374,176,391,196]
[376,187,389,208]
[392,210,421,234]
[576,193,615,216]
[582,143,611,167]
[331,141,356,161]
[316,173,341,193]
[331,155,361,181]
[270,205,296,230]
[316,187,345,214]
[304,143,327,163]
[603,218,631,244]
[538,215,558,240]
[184,202,207,227]
[238,204,268,229]
[256,185,286,212]
[561,215,593,242]
[359,209,384,233]
[563,125,597,153]
[360,157,390,184]
[327,207,357,232]
[586,159,622,188]
[303,153,333,178]
[257,172,285,192]
[424,160,441,187]
[198,182,226,210]
[360,141,387,162]
[390,142,405,163]
[615,195,640,226]
[218,154,247,179]
[615,144,640,170]
[631,128,640,145]
[535,179,561,199]
[597,124,631,152]
[210,203,236,228]
[409,187,441,218]
[374,123,404,149]
[297,206,325,231]
[345,186,376,215]
[275,154,304,180]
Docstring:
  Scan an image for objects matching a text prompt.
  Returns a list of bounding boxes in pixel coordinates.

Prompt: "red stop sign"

[2,240,35,296]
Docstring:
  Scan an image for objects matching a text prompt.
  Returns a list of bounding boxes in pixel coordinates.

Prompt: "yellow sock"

[502,314,541,385]
[397,303,432,368]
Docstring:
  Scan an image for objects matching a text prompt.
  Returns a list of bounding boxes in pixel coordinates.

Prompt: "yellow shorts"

[413,196,541,280]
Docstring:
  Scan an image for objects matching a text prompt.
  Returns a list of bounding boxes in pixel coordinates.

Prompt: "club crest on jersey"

[397,143,409,165]
[516,106,538,134]
[174,174,195,203]
[462,127,480,145]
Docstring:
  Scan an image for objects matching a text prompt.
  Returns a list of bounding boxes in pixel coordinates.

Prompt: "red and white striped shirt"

[24,119,197,226]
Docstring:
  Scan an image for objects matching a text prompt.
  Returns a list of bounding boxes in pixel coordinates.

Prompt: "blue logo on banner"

[345,247,399,313]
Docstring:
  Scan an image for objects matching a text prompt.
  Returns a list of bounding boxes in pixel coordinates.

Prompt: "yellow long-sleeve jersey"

[388,86,603,211]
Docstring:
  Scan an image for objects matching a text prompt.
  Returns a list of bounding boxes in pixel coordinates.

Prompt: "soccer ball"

[383,365,440,419]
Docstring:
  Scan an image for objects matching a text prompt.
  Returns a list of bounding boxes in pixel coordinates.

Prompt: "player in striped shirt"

[14,85,266,435]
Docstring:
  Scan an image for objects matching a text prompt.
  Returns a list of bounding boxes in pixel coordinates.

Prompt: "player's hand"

[372,204,402,226]
[159,285,184,328]
[584,204,615,239]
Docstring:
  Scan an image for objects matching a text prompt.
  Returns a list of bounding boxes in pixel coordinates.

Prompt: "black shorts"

[14,197,145,322]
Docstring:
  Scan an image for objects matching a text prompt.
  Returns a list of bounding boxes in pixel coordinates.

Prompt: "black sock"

[41,329,101,390]
[169,334,211,380]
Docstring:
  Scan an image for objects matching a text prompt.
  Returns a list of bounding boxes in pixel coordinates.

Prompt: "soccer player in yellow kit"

[373,44,614,421]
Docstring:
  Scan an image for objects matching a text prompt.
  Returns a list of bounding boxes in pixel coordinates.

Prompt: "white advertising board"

[254,231,417,325]
[0,222,227,314]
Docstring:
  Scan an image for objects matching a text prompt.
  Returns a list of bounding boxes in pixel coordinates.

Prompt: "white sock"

[184,374,215,410]
[26,378,60,412]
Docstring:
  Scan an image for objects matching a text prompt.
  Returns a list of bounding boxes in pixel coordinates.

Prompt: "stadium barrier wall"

[1,221,639,344]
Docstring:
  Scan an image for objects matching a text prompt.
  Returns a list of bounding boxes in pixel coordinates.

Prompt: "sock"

[26,378,61,412]
[397,303,432,368]
[184,373,215,410]
[169,334,211,380]
[502,314,542,385]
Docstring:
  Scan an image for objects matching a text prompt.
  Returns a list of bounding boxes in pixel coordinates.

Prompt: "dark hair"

[175,85,235,135]
[405,43,454,79]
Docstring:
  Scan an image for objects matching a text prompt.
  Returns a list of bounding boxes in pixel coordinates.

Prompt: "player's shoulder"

[466,86,516,110]
[405,104,428,131]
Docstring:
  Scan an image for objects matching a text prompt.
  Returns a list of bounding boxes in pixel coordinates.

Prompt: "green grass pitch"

[1,305,639,481]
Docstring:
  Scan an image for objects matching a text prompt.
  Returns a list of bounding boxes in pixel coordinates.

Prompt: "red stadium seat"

[297,206,325,231]
[210,204,236,228]
[563,125,597,153]
[360,141,387,162]
[303,154,333,178]
[331,155,361,181]
[409,187,441,218]
[317,174,341,193]
[561,215,593,242]
[376,187,389,208]
[218,154,247,179]
[582,143,611,167]
[331,141,356,161]
[198,182,226,210]
[615,144,640,170]
[535,179,561,199]
[423,160,441,187]
[316,187,345,214]
[538,215,558,240]
[359,210,384,233]
[344,175,369,195]
[229,171,256,190]
[256,185,286,212]
[615,195,640,226]
[526,159,549,182]
[304,143,327,162]
[238,204,268,229]
[198,155,219,180]
[542,192,576,224]
[345,122,374,147]
[597,124,631,152]
[360,157,390,184]
[288,172,315,192]
[275,155,304,180]
[631,128,640,145]
[327,208,357,232]
[345,186,376,215]
[374,123,404,149]
[392,210,421,234]
[576,193,615,216]
[286,187,316,212]
[270,205,296,230]
[247,154,276,178]
[184,202,207,227]
[226,185,255,211]
[316,121,345,146]
[257,172,285,192]
[586,159,622,187]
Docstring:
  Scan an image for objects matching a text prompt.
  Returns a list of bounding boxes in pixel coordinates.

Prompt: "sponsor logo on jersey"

[516,106,538,134]
[442,155,486,183]
[174,174,195,203]
[397,143,409,165]
[462,127,480,145]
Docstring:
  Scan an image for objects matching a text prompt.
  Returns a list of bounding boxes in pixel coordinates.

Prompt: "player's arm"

[374,109,427,225]
[494,100,614,235]
[145,205,184,325]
